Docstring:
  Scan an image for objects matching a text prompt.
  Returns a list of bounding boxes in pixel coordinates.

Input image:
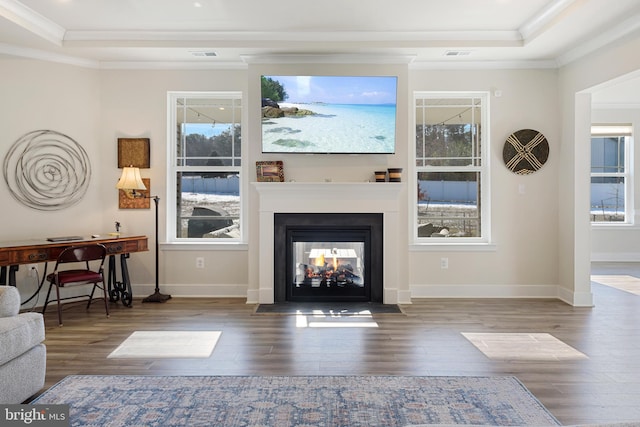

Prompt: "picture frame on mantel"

[256,161,284,182]
[118,138,150,168]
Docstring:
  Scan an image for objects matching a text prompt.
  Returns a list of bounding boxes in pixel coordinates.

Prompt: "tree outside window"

[414,93,489,241]
[169,92,242,240]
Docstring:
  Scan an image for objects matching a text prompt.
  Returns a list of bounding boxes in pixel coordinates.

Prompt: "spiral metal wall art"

[3,130,92,211]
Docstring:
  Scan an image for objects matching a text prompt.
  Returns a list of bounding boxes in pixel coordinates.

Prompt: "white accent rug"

[108,331,221,359]
[463,332,588,361]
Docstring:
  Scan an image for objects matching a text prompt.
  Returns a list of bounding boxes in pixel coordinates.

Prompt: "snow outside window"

[413,92,490,243]
[168,92,243,241]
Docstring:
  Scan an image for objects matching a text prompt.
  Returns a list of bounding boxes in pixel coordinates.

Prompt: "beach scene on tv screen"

[261,75,397,153]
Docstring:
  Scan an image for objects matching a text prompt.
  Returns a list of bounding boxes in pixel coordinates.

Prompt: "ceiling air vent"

[444,50,471,57]
[190,51,217,57]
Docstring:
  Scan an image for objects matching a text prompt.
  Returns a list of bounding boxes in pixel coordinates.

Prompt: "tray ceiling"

[0,0,638,69]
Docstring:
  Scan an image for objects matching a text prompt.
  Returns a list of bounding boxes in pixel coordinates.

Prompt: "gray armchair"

[0,286,46,403]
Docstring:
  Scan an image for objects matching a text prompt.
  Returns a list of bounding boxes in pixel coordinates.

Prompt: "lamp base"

[142,290,172,303]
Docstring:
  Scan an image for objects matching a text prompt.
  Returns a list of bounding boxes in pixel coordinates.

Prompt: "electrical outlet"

[27,264,37,277]
[440,257,449,269]
[196,257,205,269]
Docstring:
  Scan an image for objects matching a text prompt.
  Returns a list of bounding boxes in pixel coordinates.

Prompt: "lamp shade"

[116,167,146,190]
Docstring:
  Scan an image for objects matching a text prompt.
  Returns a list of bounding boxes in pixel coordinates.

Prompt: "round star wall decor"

[503,129,549,175]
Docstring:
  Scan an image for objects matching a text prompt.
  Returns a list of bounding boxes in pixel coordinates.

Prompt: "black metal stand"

[143,195,171,303]
[107,253,133,307]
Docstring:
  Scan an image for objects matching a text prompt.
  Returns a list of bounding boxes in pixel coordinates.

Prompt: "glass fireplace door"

[287,230,370,302]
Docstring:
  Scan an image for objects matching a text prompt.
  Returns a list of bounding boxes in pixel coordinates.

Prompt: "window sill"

[160,241,248,251]
[591,221,634,227]
[409,242,497,252]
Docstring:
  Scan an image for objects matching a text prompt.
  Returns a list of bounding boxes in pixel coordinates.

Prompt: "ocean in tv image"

[261,76,397,154]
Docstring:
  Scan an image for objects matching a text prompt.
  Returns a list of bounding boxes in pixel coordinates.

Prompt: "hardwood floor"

[32,265,640,425]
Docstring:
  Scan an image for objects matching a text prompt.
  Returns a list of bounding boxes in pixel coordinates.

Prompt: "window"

[168,92,242,241]
[590,125,633,223]
[414,92,489,242]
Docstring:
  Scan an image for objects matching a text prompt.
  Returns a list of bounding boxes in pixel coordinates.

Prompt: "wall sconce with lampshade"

[116,167,171,303]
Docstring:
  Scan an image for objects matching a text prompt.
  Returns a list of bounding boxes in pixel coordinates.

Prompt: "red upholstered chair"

[42,244,109,326]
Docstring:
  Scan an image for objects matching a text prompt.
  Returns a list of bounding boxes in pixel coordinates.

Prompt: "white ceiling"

[1,0,639,69]
[1,0,639,104]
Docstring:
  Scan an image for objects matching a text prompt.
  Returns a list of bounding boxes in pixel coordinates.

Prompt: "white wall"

[98,69,250,297]
[558,33,640,306]
[0,60,102,302]
[408,69,561,299]
[0,60,102,239]
[2,36,638,306]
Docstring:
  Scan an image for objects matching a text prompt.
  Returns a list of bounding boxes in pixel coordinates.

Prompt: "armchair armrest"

[0,286,20,318]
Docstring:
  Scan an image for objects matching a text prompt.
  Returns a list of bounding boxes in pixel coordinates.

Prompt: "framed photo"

[256,161,284,182]
[118,138,150,168]
[118,178,151,209]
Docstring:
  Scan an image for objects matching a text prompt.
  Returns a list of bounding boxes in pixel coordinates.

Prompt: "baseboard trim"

[591,252,640,262]
[410,283,561,300]
[27,283,593,308]
[133,284,248,299]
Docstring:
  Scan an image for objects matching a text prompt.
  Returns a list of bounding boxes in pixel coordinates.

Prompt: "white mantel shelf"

[253,181,402,192]
[252,182,403,211]
[251,181,408,305]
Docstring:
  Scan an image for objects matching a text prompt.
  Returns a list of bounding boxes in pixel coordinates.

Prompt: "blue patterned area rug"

[32,375,560,427]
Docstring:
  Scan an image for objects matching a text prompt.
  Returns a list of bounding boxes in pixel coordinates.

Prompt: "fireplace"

[252,182,405,305]
[274,213,383,303]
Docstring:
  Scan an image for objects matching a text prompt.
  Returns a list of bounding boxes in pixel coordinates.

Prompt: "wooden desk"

[0,234,148,307]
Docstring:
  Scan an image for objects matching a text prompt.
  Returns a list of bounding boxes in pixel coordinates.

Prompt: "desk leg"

[107,256,119,303]
[107,254,133,307]
[0,265,19,286]
[119,253,133,307]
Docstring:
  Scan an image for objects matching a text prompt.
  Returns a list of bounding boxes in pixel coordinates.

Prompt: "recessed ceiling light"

[193,2,203,7]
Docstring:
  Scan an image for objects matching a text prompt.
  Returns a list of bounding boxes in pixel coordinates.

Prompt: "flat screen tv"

[261,75,397,154]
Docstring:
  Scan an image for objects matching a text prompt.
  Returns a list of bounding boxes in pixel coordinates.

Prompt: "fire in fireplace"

[292,238,366,300]
[274,213,383,303]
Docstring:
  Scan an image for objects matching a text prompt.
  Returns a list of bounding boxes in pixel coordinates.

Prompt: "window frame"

[411,91,491,245]
[166,91,245,244]
[590,125,633,225]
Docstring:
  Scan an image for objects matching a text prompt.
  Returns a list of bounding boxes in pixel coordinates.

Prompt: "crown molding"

[556,10,640,67]
[409,59,559,70]
[98,60,248,70]
[240,53,417,65]
[518,0,577,42]
[0,42,98,68]
[63,29,522,45]
[0,0,64,45]
[0,43,559,70]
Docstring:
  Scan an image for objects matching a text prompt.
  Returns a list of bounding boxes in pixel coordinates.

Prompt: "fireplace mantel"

[253,181,401,196]
[251,181,406,304]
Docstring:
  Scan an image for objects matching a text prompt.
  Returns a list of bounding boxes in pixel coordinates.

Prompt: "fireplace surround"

[274,213,383,303]
[252,182,406,305]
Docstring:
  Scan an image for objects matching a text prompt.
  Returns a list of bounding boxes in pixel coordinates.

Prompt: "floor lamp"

[116,167,171,303]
